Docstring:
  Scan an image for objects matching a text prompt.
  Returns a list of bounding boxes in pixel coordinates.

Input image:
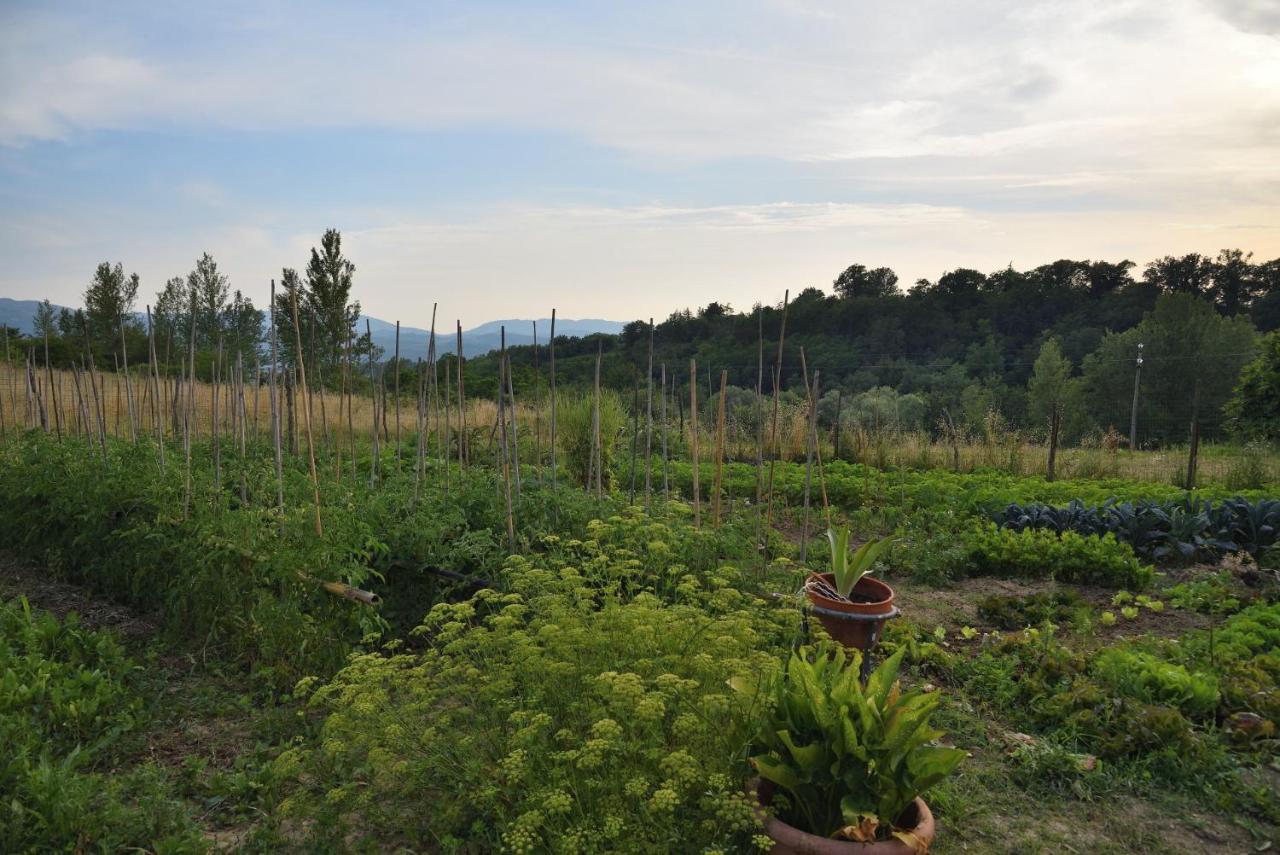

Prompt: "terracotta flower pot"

[752,778,936,855]
[804,572,898,652]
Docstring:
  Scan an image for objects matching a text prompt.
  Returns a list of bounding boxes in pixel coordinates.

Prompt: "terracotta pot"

[753,778,936,855]
[804,573,897,652]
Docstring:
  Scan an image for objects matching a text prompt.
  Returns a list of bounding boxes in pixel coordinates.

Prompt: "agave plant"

[731,646,964,844]
[825,528,895,600]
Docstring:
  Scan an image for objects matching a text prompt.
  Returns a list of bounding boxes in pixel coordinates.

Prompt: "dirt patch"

[0,553,158,639]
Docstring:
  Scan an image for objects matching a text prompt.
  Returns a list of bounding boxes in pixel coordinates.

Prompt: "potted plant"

[731,646,964,854]
[805,529,897,651]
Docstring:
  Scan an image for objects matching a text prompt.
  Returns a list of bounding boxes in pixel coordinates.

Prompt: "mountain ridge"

[0,297,625,359]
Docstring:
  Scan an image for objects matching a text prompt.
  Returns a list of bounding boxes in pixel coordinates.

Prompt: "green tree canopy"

[1225,331,1280,441]
[83,262,139,356]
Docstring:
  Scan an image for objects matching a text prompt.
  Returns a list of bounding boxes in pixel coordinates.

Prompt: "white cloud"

[1,0,1278,324]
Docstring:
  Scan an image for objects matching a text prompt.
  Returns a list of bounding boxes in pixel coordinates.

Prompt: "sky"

[1,0,1279,327]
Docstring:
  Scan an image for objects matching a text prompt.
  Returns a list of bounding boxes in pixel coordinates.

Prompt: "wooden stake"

[660,363,669,502]
[496,333,516,551]
[393,320,401,468]
[456,321,467,468]
[44,329,61,440]
[269,280,284,512]
[367,319,379,485]
[765,290,790,534]
[690,358,700,527]
[714,368,727,526]
[549,309,557,487]
[591,342,603,497]
[645,318,654,511]
[291,290,323,538]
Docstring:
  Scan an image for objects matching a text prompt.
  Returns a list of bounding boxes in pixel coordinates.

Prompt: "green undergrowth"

[0,596,203,853]
[0,434,624,686]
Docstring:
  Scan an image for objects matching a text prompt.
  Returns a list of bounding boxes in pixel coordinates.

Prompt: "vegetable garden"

[1,302,1278,853]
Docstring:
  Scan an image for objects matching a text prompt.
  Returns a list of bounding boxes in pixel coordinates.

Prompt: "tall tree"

[83,262,139,354]
[225,289,264,363]
[1143,253,1215,296]
[1027,338,1077,480]
[1083,293,1255,443]
[32,300,57,339]
[153,276,191,347]
[1225,331,1280,440]
[304,229,359,371]
[1207,248,1256,316]
[832,264,899,299]
[188,253,229,349]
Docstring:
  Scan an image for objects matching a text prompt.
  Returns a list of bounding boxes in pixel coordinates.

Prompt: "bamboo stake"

[660,363,669,502]
[367,319,379,486]
[532,320,541,483]
[44,329,61,440]
[443,354,453,491]
[84,323,107,455]
[3,327,15,432]
[645,318,654,511]
[800,350,817,562]
[345,328,357,480]
[764,290,790,536]
[413,356,426,503]
[393,320,401,468]
[629,378,639,505]
[146,308,165,468]
[291,290,323,537]
[70,363,86,441]
[501,353,517,494]
[456,321,467,468]
[28,350,47,431]
[754,306,765,557]
[213,337,224,491]
[690,358,700,527]
[428,304,442,473]
[496,335,517,551]
[270,280,284,512]
[118,313,136,442]
[591,342,603,497]
[549,309,557,487]
[714,369,727,526]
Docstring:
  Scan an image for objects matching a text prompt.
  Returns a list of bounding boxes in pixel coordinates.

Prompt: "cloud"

[1,1,1278,324]
[1203,0,1280,34]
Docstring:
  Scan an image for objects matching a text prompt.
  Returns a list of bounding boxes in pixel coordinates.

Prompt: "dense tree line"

[490,249,1280,447]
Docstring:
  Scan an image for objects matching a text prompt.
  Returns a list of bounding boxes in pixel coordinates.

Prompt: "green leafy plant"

[731,646,964,843]
[1091,648,1219,720]
[824,529,895,599]
[0,597,202,853]
[964,523,1153,589]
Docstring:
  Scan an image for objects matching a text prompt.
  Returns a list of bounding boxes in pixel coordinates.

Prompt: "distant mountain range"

[0,297,624,358]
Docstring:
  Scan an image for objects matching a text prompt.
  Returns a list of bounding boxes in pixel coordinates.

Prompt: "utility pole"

[1128,342,1143,451]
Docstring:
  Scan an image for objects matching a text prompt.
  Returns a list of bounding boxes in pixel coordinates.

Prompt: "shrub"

[556,390,626,489]
[963,523,1153,589]
[277,555,802,852]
